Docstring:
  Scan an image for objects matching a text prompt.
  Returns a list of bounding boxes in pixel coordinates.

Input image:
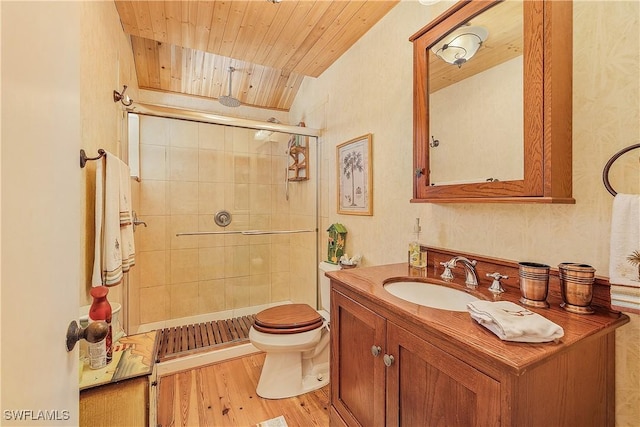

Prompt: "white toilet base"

[256,352,329,399]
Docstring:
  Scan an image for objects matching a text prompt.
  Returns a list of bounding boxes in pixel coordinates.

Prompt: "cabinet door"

[331,290,387,427]
[386,323,501,427]
[80,376,149,427]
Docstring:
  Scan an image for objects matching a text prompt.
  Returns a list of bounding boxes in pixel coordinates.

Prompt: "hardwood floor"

[157,353,330,427]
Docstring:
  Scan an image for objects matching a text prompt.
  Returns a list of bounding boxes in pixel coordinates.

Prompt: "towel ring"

[602,143,640,196]
[80,149,106,168]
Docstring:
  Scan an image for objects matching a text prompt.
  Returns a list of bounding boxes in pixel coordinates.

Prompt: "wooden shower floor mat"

[157,315,256,363]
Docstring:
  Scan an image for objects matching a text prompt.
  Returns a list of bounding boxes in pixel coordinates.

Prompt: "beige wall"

[290,1,639,424]
[79,2,139,311]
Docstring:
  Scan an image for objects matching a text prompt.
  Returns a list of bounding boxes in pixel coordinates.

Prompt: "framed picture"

[337,133,373,215]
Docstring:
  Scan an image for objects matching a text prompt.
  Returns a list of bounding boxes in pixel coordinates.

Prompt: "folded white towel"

[611,284,640,309]
[610,299,640,312]
[467,301,564,343]
[92,151,135,286]
[611,284,640,297]
[609,194,640,287]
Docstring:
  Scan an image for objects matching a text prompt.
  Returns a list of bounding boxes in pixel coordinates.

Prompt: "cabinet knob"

[371,345,381,357]
[383,354,395,367]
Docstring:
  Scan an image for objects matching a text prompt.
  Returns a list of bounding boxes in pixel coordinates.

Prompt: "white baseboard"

[136,301,292,334]
[141,303,292,376]
[156,342,262,377]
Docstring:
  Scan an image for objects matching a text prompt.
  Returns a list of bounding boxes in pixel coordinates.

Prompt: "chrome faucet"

[440,256,479,288]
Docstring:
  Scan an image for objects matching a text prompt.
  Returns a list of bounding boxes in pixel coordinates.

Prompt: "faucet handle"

[440,261,454,281]
[487,272,508,295]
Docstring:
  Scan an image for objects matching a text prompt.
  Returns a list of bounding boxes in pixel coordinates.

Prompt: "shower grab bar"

[176,229,315,237]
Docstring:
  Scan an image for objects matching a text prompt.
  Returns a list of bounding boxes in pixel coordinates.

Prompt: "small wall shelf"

[288,124,309,182]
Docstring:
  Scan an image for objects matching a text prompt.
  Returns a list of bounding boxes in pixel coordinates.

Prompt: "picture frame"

[337,133,373,215]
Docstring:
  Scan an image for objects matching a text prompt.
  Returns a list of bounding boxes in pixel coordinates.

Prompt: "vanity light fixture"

[418,0,441,5]
[255,117,280,140]
[431,26,488,68]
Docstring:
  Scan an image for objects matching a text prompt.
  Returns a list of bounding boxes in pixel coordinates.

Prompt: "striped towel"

[92,151,135,286]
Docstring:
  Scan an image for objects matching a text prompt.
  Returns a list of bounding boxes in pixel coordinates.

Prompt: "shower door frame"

[127,104,322,332]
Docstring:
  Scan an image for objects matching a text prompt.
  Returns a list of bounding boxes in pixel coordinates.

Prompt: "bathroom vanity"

[79,330,159,427]
[328,248,629,427]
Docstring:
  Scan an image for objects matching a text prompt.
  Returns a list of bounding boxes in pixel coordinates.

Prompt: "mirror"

[410,0,574,203]
[428,0,523,186]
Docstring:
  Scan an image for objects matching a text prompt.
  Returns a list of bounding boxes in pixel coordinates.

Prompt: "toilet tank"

[319,261,340,312]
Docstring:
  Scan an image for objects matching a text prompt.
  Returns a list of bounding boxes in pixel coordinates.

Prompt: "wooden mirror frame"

[410,0,574,204]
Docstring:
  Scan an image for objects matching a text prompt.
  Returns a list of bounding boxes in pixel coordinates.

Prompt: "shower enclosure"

[128,109,319,332]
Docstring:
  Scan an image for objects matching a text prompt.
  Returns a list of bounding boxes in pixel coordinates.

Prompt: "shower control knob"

[214,210,232,227]
[371,345,381,357]
[383,354,395,367]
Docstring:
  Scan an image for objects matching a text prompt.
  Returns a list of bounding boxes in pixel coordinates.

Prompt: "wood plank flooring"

[157,353,330,427]
[157,315,256,363]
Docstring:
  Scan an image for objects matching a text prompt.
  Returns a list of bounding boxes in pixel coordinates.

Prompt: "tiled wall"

[133,116,318,326]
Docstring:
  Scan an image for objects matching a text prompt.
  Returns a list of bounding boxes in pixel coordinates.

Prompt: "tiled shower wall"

[132,115,317,326]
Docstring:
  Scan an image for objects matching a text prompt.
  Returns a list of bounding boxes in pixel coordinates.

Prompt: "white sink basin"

[383,281,479,312]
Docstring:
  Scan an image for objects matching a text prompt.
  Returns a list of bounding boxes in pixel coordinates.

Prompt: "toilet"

[249,261,340,399]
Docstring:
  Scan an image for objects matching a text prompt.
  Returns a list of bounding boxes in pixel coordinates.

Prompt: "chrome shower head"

[219,66,241,108]
[219,95,241,108]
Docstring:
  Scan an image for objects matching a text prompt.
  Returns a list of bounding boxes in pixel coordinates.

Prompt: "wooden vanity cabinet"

[330,281,619,427]
[331,289,500,427]
[330,290,386,426]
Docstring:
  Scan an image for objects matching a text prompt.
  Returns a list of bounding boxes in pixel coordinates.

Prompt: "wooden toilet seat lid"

[253,304,324,334]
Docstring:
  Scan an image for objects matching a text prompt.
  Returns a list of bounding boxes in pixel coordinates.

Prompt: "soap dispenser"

[408,218,424,268]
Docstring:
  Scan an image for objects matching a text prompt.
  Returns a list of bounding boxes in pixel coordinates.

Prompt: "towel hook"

[80,149,106,168]
[602,143,640,196]
[113,85,134,107]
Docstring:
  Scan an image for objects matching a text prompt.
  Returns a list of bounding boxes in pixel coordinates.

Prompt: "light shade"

[255,129,273,140]
[254,117,279,140]
[431,26,488,68]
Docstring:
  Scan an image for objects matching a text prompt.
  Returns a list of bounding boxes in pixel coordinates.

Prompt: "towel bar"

[602,143,640,196]
[80,149,106,168]
[176,229,315,237]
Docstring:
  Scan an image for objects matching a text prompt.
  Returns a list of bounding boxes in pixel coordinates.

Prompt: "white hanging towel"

[609,193,640,312]
[119,159,135,272]
[467,301,564,343]
[92,151,135,286]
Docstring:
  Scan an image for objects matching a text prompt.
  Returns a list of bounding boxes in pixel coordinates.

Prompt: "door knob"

[383,354,395,367]
[371,345,381,357]
[66,320,108,351]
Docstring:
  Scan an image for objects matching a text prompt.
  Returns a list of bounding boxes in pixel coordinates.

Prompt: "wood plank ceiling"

[115,0,399,111]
